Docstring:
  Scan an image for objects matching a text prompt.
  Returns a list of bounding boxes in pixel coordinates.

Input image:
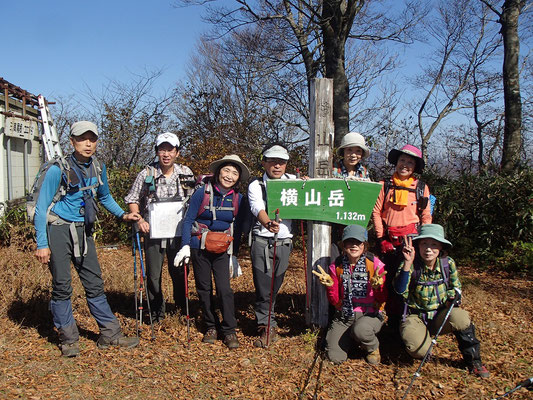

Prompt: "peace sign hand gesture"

[402,235,415,263]
[312,266,334,287]
[370,270,387,288]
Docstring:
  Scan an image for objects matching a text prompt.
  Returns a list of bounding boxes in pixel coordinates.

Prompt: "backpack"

[197,180,239,220]
[383,178,429,218]
[402,257,451,320]
[144,164,195,201]
[26,155,103,224]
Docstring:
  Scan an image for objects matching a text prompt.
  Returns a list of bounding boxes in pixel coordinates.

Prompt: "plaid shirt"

[396,257,461,320]
[125,162,194,217]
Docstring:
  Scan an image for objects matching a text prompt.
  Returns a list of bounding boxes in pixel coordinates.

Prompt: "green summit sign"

[266,179,382,227]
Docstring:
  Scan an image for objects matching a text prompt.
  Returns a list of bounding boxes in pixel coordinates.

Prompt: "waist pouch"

[386,223,417,247]
[193,222,233,254]
[202,231,233,253]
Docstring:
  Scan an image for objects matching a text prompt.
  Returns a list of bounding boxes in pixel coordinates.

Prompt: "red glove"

[380,238,395,254]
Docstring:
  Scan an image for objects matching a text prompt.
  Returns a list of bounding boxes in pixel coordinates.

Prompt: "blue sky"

[2,1,207,100]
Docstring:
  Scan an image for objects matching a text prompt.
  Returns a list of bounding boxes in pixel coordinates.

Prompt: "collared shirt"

[125,162,194,217]
[248,172,295,239]
[395,257,461,320]
[331,160,370,181]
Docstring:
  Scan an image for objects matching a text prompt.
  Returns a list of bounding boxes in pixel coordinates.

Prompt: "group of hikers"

[32,121,489,379]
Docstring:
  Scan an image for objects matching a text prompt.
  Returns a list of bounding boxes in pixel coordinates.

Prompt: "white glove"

[174,245,190,267]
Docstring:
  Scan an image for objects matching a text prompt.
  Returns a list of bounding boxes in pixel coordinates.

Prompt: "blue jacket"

[34,154,125,249]
[180,183,247,252]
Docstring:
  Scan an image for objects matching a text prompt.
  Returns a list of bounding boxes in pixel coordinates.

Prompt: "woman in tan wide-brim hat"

[174,154,249,350]
[332,132,371,181]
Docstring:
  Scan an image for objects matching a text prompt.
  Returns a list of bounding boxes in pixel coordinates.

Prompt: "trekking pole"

[135,228,156,341]
[132,225,140,337]
[183,258,191,350]
[266,208,280,347]
[401,288,462,400]
[492,377,533,399]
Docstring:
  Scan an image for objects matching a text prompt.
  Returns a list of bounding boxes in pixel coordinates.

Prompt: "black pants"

[144,237,187,319]
[191,248,236,336]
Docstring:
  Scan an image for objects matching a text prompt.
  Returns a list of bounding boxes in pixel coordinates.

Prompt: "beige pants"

[400,307,471,359]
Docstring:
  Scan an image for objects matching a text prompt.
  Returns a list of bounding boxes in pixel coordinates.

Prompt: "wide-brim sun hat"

[412,224,452,249]
[342,224,368,243]
[209,154,250,182]
[336,132,370,158]
[388,144,425,174]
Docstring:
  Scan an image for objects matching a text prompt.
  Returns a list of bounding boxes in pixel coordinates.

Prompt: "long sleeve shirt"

[34,155,124,249]
[394,257,461,320]
[371,177,432,238]
[247,172,294,239]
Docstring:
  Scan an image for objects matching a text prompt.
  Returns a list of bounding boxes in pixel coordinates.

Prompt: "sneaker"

[470,360,490,378]
[253,326,279,348]
[202,328,218,344]
[223,333,240,349]
[60,342,80,357]
[97,334,140,350]
[365,348,381,365]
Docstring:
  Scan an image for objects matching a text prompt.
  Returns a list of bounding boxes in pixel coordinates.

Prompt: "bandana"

[390,173,414,206]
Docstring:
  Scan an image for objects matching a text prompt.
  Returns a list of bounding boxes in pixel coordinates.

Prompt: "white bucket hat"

[209,154,250,182]
[336,132,370,158]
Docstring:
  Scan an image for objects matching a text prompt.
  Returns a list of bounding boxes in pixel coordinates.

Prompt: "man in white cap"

[248,143,296,347]
[33,121,141,357]
[125,132,194,322]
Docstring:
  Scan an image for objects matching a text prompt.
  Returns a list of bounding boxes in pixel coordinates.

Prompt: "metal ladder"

[37,95,65,162]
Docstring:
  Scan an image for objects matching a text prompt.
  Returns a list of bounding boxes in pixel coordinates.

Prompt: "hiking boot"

[60,342,80,357]
[202,328,218,344]
[223,333,239,349]
[470,360,490,378]
[365,348,381,365]
[253,326,279,348]
[97,334,140,350]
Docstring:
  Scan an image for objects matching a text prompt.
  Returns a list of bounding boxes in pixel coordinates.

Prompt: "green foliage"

[0,204,34,250]
[96,166,143,245]
[432,168,533,274]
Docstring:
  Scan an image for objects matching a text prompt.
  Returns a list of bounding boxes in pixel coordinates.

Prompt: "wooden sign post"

[307,78,334,327]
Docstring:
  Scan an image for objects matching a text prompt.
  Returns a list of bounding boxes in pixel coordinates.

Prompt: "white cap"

[70,121,99,137]
[262,144,289,160]
[156,132,180,148]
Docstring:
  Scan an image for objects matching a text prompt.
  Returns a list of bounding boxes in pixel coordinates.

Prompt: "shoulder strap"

[365,254,375,280]
[197,182,212,218]
[440,257,450,290]
[415,180,428,217]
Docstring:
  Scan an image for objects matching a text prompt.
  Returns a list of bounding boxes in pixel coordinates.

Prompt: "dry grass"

[0,243,531,399]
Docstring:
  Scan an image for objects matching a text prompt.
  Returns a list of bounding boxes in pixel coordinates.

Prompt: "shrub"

[431,168,533,275]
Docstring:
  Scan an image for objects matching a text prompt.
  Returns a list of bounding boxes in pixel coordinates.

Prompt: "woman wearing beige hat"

[332,131,371,181]
[174,155,250,349]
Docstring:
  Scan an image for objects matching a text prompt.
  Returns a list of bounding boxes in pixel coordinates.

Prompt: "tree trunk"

[500,0,524,172]
[322,0,351,149]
